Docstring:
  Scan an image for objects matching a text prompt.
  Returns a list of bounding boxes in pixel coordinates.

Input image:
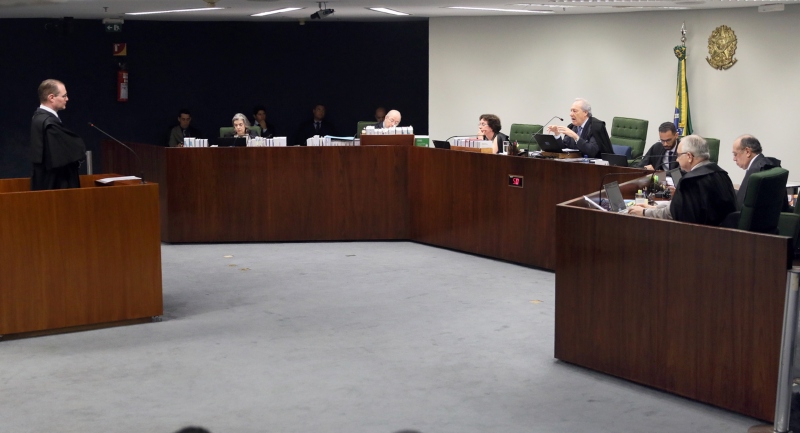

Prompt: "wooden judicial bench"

[0,175,163,337]
[101,141,641,270]
[554,175,792,421]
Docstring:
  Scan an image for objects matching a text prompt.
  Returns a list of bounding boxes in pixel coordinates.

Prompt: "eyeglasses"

[676,151,691,158]
[659,138,675,144]
[478,122,488,127]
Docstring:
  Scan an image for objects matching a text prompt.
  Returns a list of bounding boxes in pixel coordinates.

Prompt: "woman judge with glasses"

[477,114,508,154]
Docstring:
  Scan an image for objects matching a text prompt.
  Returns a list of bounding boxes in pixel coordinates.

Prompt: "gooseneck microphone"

[533,116,565,136]
[88,122,145,184]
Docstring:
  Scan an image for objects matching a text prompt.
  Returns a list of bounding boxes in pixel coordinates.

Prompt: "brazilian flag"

[673,45,693,136]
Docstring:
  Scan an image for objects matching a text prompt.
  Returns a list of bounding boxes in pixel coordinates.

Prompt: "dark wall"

[0,18,429,178]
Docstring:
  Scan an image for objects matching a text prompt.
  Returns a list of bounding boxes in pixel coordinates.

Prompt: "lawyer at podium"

[30,79,86,191]
[547,98,612,158]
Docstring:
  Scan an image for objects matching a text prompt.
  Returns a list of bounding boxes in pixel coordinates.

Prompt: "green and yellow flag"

[673,45,693,136]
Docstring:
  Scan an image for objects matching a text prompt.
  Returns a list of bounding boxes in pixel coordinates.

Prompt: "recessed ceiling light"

[126,7,224,15]
[369,7,410,16]
[251,7,303,16]
[448,6,552,13]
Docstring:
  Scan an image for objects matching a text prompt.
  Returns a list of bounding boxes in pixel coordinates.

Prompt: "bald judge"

[374,109,401,129]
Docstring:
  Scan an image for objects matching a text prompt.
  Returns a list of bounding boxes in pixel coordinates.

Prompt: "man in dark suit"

[293,103,338,145]
[30,79,86,191]
[732,134,784,210]
[168,108,204,147]
[547,98,613,158]
[637,121,681,171]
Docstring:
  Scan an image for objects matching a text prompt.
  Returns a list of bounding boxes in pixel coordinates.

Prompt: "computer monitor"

[603,181,628,212]
[601,153,629,167]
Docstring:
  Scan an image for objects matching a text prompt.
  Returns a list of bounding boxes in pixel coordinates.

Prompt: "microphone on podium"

[88,122,145,184]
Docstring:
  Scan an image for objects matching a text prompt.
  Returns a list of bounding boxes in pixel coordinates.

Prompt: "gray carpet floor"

[0,242,759,433]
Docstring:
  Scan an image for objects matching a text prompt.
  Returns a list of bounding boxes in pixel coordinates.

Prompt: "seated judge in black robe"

[30,80,86,191]
[731,134,787,211]
[224,113,259,139]
[629,135,737,227]
[547,98,613,158]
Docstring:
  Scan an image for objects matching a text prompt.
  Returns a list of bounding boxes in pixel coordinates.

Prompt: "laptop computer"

[604,181,628,212]
[432,140,451,150]
[668,167,683,184]
[601,153,629,167]
[582,181,628,213]
[211,136,248,147]
[533,134,565,152]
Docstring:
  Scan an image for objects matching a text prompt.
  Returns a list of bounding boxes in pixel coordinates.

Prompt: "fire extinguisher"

[117,70,128,102]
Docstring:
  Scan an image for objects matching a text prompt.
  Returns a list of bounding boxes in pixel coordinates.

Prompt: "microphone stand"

[88,122,145,184]
[532,116,565,138]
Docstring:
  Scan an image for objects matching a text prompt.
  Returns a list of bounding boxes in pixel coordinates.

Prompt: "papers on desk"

[362,126,414,135]
[248,137,287,147]
[96,176,141,184]
[306,136,360,146]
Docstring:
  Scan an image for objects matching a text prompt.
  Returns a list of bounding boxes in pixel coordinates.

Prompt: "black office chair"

[722,167,789,234]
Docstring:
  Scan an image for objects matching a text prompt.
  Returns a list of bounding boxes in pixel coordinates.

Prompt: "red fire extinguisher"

[117,70,128,102]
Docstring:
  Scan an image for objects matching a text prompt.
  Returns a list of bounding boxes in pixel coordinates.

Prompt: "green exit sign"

[105,24,122,32]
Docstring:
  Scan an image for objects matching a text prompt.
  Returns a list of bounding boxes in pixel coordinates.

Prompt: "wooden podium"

[0,174,163,336]
[359,134,415,146]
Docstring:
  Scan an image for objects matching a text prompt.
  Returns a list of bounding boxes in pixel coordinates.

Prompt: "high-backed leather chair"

[729,167,790,234]
[703,137,721,163]
[609,117,648,161]
[356,121,374,138]
[509,123,543,151]
[219,125,261,137]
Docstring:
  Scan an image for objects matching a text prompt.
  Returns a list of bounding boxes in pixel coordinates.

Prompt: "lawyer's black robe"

[30,108,86,191]
[670,162,737,226]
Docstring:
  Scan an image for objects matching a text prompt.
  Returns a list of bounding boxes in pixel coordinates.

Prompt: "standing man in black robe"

[628,135,737,226]
[30,79,86,191]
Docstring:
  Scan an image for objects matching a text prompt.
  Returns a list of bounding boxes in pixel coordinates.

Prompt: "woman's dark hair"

[480,114,501,134]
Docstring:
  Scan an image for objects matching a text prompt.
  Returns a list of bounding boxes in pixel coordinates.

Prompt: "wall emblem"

[706,25,738,70]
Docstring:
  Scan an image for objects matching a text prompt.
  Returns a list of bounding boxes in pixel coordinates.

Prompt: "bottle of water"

[583,154,589,163]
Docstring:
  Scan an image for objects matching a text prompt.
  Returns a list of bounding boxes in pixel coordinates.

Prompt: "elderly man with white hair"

[628,134,737,226]
[547,98,613,158]
[374,109,401,129]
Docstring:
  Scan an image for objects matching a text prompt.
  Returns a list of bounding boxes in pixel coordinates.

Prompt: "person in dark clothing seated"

[637,121,681,170]
[546,98,613,158]
[374,109,401,129]
[731,134,785,210]
[252,104,277,138]
[294,103,338,145]
[224,113,258,139]
[168,108,204,147]
[477,113,508,154]
[628,134,737,226]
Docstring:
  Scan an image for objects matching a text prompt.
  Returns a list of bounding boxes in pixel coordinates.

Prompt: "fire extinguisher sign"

[117,70,128,102]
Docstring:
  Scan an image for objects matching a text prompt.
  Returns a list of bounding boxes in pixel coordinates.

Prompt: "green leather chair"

[734,167,790,234]
[509,123,544,151]
[703,137,720,163]
[778,212,800,256]
[356,121,374,138]
[219,125,261,137]
[609,117,648,161]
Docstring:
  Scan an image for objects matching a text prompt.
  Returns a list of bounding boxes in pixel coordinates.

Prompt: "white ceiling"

[0,0,797,21]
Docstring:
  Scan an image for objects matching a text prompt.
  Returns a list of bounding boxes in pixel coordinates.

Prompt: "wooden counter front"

[554,191,791,421]
[0,175,163,335]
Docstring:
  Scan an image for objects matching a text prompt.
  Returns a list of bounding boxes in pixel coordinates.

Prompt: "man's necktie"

[315,122,321,132]
[575,126,583,139]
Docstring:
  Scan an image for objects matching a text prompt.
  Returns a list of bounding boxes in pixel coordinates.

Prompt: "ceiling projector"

[310,8,334,19]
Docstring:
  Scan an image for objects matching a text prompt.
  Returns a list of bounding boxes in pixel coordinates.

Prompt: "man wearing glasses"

[628,135,736,226]
[637,122,681,171]
[731,134,785,210]
[374,109,402,129]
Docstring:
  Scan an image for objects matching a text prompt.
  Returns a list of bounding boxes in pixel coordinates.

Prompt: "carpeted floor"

[0,242,759,433]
